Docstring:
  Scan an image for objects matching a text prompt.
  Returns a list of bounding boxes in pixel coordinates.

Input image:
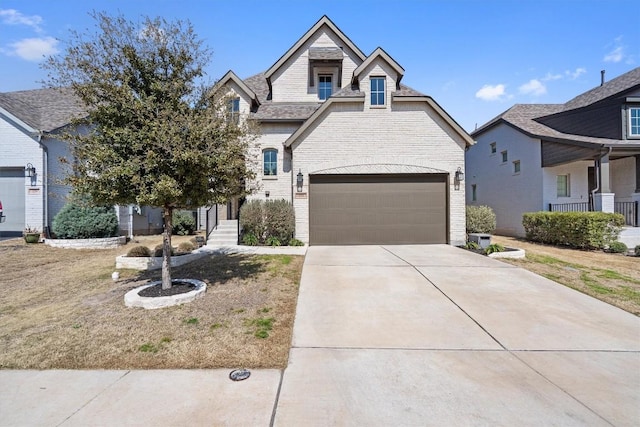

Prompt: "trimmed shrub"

[522,211,624,250]
[172,210,196,236]
[288,238,304,246]
[466,205,496,234]
[266,236,281,247]
[607,241,628,254]
[153,244,175,257]
[52,202,118,239]
[264,199,295,244]
[240,200,266,242]
[485,243,505,255]
[127,245,152,257]
[240,199,295,245]
[177,241,195,254]
[464,241,481,250]
[242,232,259,246]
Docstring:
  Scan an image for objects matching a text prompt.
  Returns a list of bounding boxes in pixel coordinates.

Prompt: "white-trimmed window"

[557,174,570,197]
[370,77,385,106]
[630,107,640,137]
[501,150,508,163]
[513,160,521,174]
[318,75,332,100]
[490,142,496,154]
[263,149,277,177]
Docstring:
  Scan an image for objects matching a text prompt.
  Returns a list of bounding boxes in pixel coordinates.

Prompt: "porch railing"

[205,205,219,240]
[615,201,638,227]
[548,202,590,212]
[548,201,637,226]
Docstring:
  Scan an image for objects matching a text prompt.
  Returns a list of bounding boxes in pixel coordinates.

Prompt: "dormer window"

[308,47,343,91]
[370,77,385,106]
[318,75,332,100]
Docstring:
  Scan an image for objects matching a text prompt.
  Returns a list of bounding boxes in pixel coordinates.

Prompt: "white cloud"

[519,79,546,96]
[604,46,624,63]
[475,84,507,101]
[8,37,58,61]
[566,67,586,79]
[0,9,43,32]
[542,72,563,81]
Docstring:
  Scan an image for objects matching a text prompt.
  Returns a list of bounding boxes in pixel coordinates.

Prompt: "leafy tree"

[43,12,257,289]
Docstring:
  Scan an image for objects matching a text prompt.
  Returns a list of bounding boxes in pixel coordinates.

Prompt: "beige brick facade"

[220,16,473,245]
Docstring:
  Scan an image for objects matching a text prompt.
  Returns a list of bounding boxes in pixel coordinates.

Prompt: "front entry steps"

[207,220,239,246]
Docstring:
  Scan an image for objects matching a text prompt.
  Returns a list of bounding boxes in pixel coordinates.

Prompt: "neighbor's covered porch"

[542,142,640,227]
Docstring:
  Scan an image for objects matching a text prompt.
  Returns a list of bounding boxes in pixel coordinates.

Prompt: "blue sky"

[0,0,638,131]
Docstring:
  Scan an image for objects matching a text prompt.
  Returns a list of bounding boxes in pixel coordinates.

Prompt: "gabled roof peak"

[352,47,405,87]
[264,15,366,81]
[214,70,260,106]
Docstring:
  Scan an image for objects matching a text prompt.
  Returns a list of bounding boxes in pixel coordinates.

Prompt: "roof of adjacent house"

[0,87,86,133]
[472,67,640,147]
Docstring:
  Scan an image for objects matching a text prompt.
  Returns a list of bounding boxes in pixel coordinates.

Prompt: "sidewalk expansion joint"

[56,370,131,427]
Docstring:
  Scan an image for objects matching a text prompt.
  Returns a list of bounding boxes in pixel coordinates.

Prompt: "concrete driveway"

[274,245,640,426]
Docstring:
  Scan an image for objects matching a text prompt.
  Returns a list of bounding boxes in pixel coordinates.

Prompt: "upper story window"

[490,142,496,154]
[263,149,277,177]
[630,107,640,137]
[318,75,332,100]
[370,77,385,106]
[228,97,240,123]
[501,150,508,163]
[513,160,521,174]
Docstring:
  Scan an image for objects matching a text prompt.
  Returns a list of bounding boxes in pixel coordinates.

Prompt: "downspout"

[591,146,613,209]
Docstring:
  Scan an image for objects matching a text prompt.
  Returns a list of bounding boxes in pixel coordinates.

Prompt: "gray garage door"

[309,174,448,245]
[0,168,25,237]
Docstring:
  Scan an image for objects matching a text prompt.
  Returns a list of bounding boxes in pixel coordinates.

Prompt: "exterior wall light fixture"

[455,167,464,182]
[296,169,304,192]
[26,163,36,178]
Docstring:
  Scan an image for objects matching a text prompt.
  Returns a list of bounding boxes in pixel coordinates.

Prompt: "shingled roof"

[472,67,640,146]
[0,87,86,133]
[563,67,640,110]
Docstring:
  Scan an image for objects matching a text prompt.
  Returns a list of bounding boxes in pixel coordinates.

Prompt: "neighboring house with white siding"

[0,88,163,237]
[466,67,640,244]
[215,15,473,245]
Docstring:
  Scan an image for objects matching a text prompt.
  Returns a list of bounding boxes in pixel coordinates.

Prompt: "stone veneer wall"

[45,236,127,249]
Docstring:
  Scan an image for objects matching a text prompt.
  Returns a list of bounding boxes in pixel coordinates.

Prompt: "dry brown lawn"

[0,234,303,369]
[492,235,640,315]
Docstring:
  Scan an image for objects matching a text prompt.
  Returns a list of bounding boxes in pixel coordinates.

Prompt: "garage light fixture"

[26,163,36,178]
[455,167,464,182]
[296,169,304,192]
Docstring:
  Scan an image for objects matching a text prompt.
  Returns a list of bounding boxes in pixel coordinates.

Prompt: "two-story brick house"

[215,15,473,245]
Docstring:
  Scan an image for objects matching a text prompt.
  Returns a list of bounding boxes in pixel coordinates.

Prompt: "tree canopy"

[44,12,258,288]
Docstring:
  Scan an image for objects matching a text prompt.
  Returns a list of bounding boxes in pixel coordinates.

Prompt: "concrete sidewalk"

[1,245,638,426]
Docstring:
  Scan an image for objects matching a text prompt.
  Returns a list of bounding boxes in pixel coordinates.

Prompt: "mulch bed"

[138,281,196,297]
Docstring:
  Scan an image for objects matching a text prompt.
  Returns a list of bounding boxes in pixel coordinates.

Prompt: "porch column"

[594,153,614,213]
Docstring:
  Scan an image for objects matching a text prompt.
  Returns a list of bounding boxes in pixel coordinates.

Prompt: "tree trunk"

[161,207,173,290]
